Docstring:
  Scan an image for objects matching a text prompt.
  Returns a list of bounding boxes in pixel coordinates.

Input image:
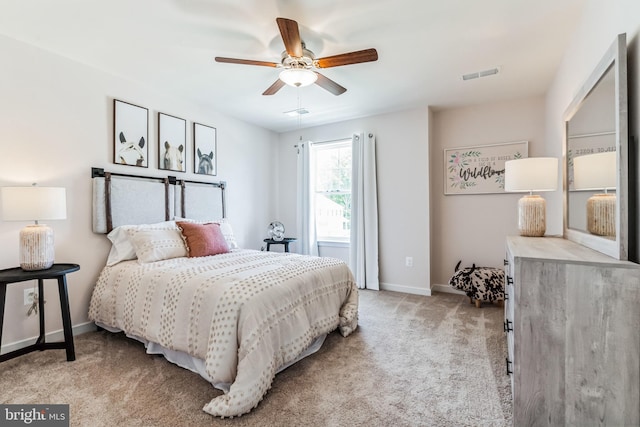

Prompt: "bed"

[87,168,358,417]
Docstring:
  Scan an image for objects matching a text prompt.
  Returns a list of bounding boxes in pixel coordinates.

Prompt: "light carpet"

[0,290,512,426]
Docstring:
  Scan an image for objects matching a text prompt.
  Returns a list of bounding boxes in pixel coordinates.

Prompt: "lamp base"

[587,193,616,237]
[20,224,54,271]
[518,195,546,237]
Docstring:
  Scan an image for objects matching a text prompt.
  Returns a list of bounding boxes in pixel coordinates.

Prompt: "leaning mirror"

[563,33,628,260]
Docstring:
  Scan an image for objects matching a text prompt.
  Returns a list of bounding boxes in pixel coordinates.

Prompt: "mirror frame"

[563,33,628,260]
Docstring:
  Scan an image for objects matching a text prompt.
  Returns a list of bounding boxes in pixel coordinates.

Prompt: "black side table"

[0,263,80,362]
[263,238,297,252]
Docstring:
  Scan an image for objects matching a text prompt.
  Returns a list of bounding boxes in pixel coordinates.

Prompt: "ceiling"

[0,0,586,133]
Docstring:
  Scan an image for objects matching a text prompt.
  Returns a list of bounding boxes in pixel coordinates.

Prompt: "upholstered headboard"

[91,167,226,233]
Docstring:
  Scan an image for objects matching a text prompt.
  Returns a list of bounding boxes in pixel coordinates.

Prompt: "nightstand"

[0,263,80,362]
[263,238,297,252]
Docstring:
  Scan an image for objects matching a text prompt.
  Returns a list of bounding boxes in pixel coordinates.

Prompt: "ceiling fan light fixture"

[279,68,317,87]
[216,18,377,96]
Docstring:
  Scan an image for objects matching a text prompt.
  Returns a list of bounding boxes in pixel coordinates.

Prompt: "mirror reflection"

[566,64,616,239]
[563,32,627,260]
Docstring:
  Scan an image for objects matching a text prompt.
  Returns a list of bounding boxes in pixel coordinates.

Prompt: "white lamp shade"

[0,186,67,221]
[279,68,318,87]
[504,157,558,192]
[573,151,616,190]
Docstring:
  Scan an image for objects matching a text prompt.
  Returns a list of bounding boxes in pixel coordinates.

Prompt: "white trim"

[0,321,97,355]
[317,240,350,248]
[379,282,432,296]
[431,283,465,295]
[310,138,352,147]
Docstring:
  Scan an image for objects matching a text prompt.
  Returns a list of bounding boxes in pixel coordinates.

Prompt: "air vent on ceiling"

[284,108,310,117]
[462,67,500,81]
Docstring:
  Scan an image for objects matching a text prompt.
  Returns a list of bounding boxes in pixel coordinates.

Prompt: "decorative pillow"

[128,228,187,263]
[106,226,137,266]
[216,219,239,250]
[105,220,177,266]
[173,217,239,250]
[176,221,230,257]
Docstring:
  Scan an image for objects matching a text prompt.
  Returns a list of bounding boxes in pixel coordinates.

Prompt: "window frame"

[311,139,352,243]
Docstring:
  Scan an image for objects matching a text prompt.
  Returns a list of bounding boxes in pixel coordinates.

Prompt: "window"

[312,140,352,242]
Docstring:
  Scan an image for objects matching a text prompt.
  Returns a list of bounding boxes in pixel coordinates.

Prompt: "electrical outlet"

[24,289,38,306]
[405,256,413,267]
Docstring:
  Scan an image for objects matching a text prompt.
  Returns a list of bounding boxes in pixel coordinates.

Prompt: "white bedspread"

[88,249,358,417]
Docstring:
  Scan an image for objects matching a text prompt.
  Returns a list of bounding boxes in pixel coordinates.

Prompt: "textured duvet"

[88,249,358,417]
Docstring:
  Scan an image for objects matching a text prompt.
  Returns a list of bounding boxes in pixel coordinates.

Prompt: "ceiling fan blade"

[263,79,286,95]
[215,57,279,67]
[315,73,347,96]
[315,48,378,68]
[276,17,303,57]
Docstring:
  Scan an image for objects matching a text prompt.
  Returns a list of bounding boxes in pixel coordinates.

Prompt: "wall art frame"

[444,140,528,195]
[193,122,217,176]
[113,99,149,168]
[158,112,187,172]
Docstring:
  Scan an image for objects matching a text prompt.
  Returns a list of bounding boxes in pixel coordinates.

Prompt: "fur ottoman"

[448,261,505,307]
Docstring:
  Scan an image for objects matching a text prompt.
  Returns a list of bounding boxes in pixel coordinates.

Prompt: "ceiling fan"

[215,17,378,96]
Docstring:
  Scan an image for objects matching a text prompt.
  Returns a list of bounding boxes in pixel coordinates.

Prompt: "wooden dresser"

[504,236,640,426]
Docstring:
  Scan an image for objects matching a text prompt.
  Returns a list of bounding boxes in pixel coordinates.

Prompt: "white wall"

[430,96,547,287]
[545,0,640,262]
[0,35,278,347]
[277,108,431,295]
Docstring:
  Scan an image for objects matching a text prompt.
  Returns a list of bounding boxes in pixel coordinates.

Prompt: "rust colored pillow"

[176,221,230,257]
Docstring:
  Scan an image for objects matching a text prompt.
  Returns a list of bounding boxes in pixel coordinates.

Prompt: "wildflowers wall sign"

[444,141,528,195]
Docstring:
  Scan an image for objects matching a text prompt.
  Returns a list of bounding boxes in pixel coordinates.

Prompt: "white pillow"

[105,220,177,266]
[173,217,238,250]
[128,228,187,263]
[217,219,239,250]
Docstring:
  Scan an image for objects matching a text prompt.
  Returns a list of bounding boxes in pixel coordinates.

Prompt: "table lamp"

[504,157,558,237]
[573,151,616,237]
[0,185,67,270]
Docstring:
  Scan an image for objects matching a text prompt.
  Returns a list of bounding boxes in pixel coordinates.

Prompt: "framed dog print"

[193,122,217,176]
[113,99,148,168]
[158,112,186,172]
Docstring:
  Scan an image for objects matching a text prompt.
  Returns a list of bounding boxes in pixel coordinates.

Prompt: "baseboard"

[379,282,432,296]
[1,321,97,355]
[431,283,465,295]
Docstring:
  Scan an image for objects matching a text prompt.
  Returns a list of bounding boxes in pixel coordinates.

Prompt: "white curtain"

[349,133,379,290]
[296,142,318,256]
